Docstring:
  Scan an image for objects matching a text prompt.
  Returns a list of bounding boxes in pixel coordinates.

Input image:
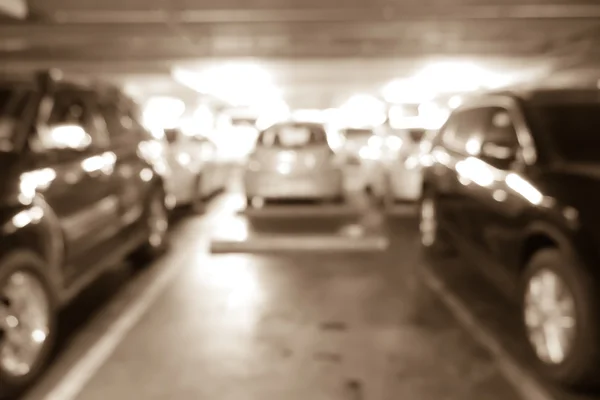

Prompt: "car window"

[527,102,600,163]
[257,124,328,148]
[101,97,151,145]
[125,100,154,141]
[0,87,31,119]
[441,107,518,155]
[481,107,519,147]
[0,86,33,151]
[33,88,109,153]
[100,102,130,143]
[437,112,460,150]
[442,108,489,154]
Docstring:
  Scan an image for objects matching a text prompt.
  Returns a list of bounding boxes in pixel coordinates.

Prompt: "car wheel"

[521,248,600,386]
[130,189,169,265]
[0,252,57,399]
[418,191,451,254]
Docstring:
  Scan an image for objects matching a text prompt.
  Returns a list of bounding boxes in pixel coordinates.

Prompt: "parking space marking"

[41,202,233,400]
[210,234,389,253]
[239,205,364,218]
[419,265,555,400]
[42,250,190,400]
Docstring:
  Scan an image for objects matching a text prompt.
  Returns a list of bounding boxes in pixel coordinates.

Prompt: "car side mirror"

[480,142,518,169]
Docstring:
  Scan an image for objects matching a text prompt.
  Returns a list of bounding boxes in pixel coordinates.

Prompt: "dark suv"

[419,87,600,387]
[0,71,170,397]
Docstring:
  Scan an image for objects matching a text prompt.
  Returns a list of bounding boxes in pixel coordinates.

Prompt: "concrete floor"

[22,194,570,400]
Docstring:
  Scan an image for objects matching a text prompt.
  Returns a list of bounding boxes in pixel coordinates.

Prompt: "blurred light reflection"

[211,216,249,241]
[201,255,264,332]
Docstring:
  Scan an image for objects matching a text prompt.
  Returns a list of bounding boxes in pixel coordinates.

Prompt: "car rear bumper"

[243,170,343,199]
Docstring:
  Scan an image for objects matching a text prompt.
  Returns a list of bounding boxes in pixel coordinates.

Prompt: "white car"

[163,128,230,209]
[243,122,345,205]
[381,128,437,204]
[337,127,387,194]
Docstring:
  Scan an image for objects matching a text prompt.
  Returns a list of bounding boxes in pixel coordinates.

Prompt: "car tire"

[0,251,57,399]
[418,190,452,255]
[130,188,170,265]
[521,247,600,387]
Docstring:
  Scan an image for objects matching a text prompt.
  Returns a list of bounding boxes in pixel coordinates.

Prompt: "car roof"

[465,82,600,106]
[0,70,124,97]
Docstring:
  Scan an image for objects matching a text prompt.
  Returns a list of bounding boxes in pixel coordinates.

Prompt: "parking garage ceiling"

[3,1,600,107]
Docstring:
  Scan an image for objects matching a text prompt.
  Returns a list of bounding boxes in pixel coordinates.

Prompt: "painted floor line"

[42,251,188,400]
[238,206,363,218]
[420,266,555,400]
[210,235,389,253]
[40,206,232,400]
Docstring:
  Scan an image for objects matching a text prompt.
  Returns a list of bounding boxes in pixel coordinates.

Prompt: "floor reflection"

[211,215,250,241]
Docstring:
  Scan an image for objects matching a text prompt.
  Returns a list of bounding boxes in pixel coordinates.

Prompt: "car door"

[446,107,508,249]
[99,97,153,229]
[469,105,532,274]
[431,108,490,243]
[28,87,119,282]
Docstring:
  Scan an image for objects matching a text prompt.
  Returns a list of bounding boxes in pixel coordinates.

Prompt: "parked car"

[0,71,171,397]
[162,128,229,210]
[337,127,387,194]
[338,127,378,165]
[419,87,600,387]
[382,128,437,205]
[244,121,344,207]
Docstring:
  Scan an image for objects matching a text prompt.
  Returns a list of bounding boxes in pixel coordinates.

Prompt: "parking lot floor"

[19,196,527,400]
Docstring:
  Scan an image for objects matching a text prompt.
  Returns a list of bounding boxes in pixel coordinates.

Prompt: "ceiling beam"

[44,5,600,24]
[0,40,543,66]
[1,53,547,74]
[0,19,594,46]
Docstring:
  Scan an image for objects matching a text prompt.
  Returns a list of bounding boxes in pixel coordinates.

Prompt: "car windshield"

[257,123,328,148]
[529,102,600,163]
